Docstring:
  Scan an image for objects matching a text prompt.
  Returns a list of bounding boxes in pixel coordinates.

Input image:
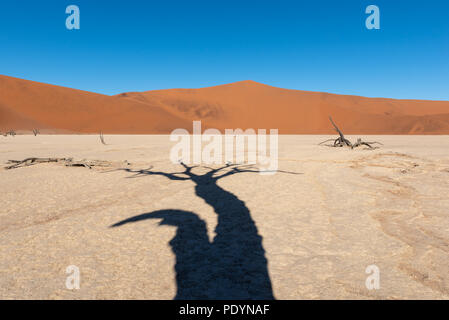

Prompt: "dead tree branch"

[352,138,383,149]
[328,116,352,147]
[5,158,64,169]
[99,132,107,145]
[319,116,383,150]
[4,157,130,170]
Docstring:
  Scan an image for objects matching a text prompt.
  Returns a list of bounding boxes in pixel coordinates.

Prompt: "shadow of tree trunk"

[111,163,300,299]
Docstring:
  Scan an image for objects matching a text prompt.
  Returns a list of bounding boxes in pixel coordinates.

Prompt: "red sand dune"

[0,75,191,134]
[1,75,449,134]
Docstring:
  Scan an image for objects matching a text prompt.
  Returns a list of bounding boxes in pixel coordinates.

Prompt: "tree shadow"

[111,163,301,300]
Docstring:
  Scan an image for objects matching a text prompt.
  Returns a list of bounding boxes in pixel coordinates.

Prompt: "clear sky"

[1,0,448,100]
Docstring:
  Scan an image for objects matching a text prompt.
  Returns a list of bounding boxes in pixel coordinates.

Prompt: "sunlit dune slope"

[118,80,449,134]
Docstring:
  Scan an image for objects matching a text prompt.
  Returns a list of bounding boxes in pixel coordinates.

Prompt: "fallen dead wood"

[319,116,383,149]
[5,158,64,169]
[351,138,383,149]
[4,157,130,170]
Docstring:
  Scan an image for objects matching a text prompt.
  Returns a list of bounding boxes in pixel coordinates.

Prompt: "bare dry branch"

[99,132,107,145]
[4,157,130,170]
[319,116,382,150]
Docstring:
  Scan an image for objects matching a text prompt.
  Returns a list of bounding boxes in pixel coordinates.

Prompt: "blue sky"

[1,0,448,100]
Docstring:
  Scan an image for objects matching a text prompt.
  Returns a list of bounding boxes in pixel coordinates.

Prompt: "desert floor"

[1,135,449,299]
